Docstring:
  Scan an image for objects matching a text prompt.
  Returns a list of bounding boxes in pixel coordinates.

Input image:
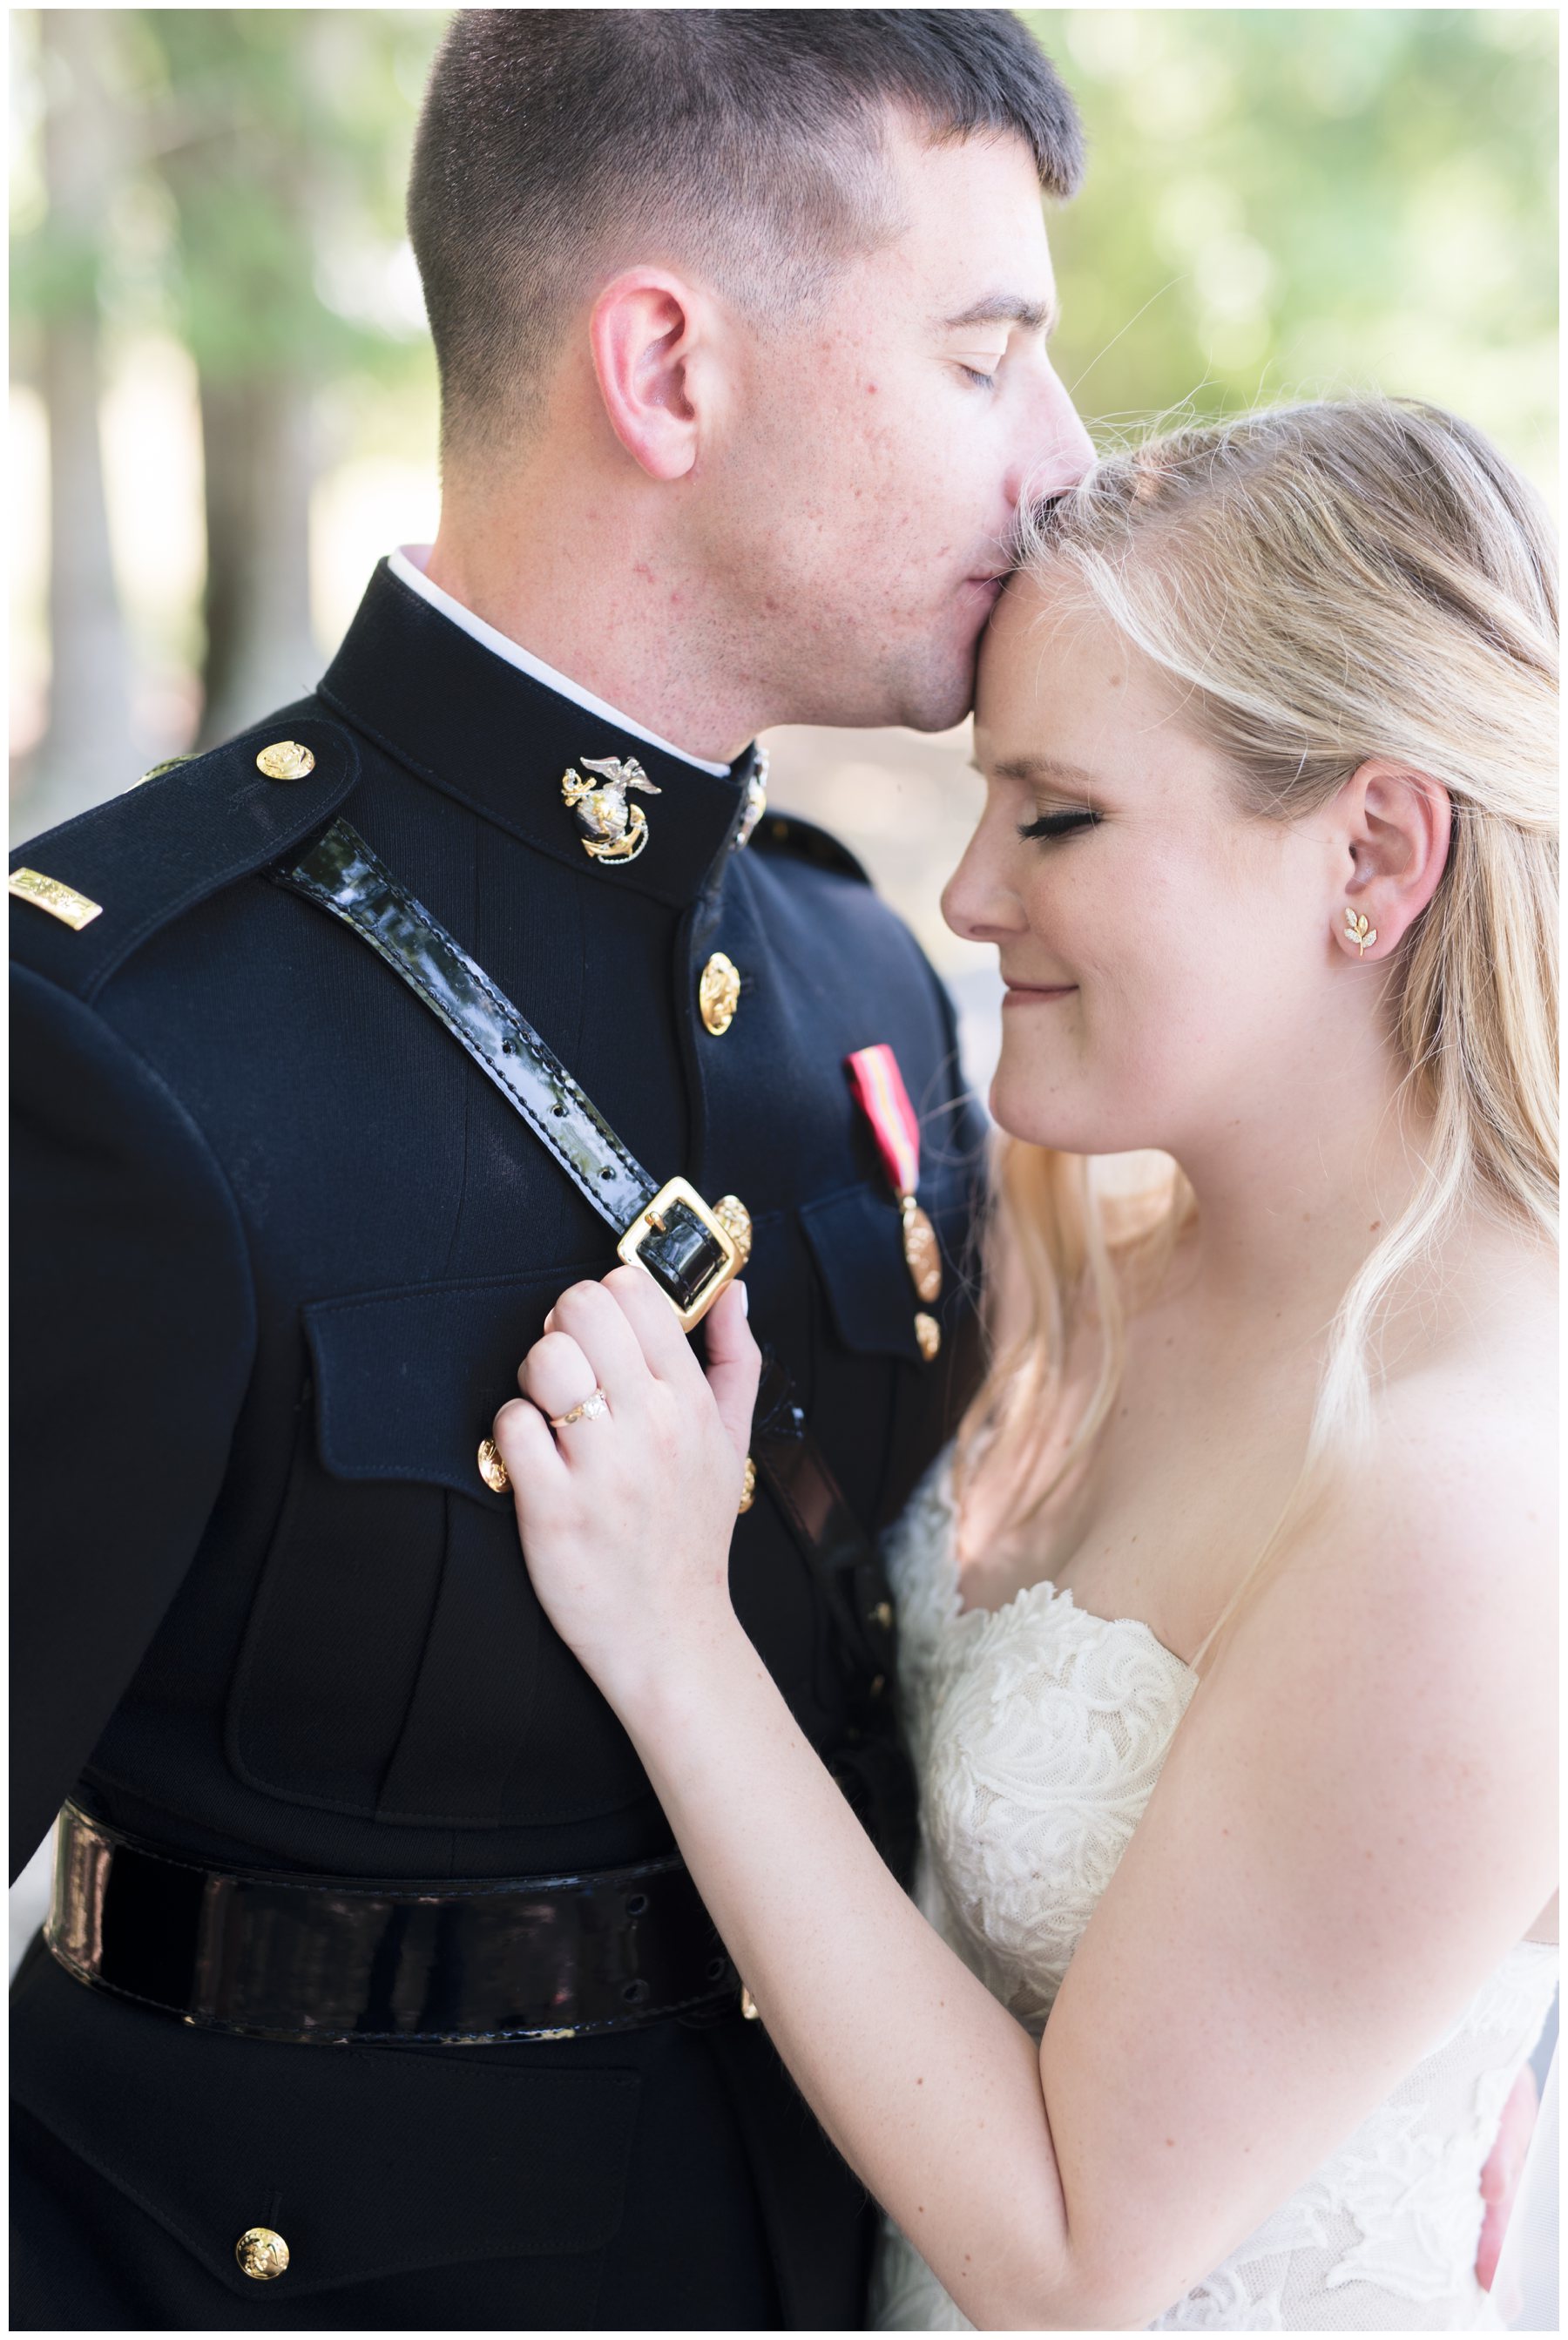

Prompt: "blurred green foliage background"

[1033,9,1557,462]
[10,6,1558,936]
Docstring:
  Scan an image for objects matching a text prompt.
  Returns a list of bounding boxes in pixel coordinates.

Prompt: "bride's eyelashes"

[1017,808,1101,843]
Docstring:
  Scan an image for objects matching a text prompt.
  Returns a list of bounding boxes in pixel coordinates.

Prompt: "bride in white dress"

[492,397,1558,2330]
[869,1453,1556,2330]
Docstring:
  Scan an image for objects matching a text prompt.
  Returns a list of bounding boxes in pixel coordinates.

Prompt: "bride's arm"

[491,1269,1555,2332]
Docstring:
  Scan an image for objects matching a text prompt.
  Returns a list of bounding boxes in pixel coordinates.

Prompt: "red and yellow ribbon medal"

[846,1044,943,1315]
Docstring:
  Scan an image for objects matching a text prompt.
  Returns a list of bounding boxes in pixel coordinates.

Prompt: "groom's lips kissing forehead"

[963,571,1009,613]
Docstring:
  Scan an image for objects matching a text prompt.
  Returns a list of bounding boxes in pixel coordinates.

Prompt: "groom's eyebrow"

[942,293,1058,338]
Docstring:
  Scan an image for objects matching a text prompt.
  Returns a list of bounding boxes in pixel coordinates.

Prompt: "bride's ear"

[1333,759,1452,962]
[590,267,719,483]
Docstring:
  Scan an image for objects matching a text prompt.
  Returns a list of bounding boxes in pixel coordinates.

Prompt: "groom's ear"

[589,267,720,482]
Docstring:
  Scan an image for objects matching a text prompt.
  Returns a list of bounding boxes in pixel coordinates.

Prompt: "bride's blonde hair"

[956,398,1558,1668]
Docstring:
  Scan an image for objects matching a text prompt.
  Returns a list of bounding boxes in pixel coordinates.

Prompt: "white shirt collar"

[388,545,732,778]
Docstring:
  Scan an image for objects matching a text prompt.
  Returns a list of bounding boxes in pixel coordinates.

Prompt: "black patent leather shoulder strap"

[276,818,657,1233]
[274,814,908,1846]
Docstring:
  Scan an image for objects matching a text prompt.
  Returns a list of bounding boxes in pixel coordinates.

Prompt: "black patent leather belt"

[45,1802,740,2045]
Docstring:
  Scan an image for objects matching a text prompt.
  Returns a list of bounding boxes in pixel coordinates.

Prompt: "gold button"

[255,740,315,781]
[699,952,740,1036]
[712,1193,753,1268]
[738,1457,757,1515]
[915,1312,942,1363]
[235,2228,289,2281]
[871,1599,893,1631]
[476,1437,510,1494]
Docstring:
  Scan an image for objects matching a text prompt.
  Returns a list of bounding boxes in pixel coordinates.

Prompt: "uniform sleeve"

[10,965,257,1872]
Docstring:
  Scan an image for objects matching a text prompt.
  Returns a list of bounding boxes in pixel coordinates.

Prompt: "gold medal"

[845,1044,944,1309]
[900,1194,943,1304]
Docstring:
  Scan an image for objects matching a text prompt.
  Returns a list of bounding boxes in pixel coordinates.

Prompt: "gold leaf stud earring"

[1343,907,1377,957]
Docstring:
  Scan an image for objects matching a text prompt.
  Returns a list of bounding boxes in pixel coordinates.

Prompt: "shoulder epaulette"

[9,710,360,1004]
[752,809,871,886]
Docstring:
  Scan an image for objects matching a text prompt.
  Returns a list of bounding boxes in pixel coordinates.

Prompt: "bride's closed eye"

[1017,808,1101,843]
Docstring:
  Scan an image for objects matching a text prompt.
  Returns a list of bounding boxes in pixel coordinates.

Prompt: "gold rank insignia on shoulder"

[9,869,104,930]
[134,754,197,787]
[561,754,661,865]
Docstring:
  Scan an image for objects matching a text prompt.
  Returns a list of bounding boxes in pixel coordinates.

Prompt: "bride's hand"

[490,1268,760,1710]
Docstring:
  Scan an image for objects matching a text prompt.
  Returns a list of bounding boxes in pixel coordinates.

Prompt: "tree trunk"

[182,11,326,750]
[19,10,136,842]
[196,369,320,747]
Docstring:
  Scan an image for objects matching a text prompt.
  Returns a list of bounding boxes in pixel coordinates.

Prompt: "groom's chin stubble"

[777,626,977,734]
[882,639,980,736]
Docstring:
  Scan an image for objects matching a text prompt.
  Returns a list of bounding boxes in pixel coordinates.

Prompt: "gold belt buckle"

[617,1175,743,1332]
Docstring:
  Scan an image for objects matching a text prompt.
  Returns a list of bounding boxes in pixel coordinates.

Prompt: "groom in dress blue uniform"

[10,14,1092,2330]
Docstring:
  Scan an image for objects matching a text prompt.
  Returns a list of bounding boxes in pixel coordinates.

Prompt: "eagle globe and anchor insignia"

[561,754,663,865]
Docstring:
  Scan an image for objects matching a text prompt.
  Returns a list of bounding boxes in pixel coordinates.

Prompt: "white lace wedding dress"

[869,1457,1558,2332]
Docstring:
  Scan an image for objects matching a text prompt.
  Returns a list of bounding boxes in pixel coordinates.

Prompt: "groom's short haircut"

[408,8,1083,457]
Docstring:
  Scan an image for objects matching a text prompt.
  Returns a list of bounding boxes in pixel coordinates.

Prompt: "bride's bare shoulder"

[1381,1214,1556,1453]
[1336,1218,1555,1627]
[1229,1218,1556,1694]
[1194,1245,1556,1978]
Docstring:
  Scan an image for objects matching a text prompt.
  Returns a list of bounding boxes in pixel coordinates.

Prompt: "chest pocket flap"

[232,1258,652,1830]
[305,1261,604,1508]
[798,1182,941,1365]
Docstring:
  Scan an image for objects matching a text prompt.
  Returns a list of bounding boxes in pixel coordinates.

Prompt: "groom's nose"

[1005,369,1095,511]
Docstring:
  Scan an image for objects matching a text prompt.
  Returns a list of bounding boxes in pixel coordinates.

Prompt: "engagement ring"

[548,1388,609,1429]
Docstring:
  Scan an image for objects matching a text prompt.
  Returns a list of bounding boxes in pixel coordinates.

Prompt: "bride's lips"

[1002,980,1078,1005]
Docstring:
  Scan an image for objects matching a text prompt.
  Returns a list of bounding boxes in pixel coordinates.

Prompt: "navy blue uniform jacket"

[10,561,983,2330]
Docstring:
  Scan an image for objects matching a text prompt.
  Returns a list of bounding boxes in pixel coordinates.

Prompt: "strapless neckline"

[930,1457,1198,1679]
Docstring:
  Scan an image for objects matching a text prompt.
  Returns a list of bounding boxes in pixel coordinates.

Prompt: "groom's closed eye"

[939,292,1059,391]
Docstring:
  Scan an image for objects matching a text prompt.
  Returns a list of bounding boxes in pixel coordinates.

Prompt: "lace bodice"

[870,1457,1558,2332]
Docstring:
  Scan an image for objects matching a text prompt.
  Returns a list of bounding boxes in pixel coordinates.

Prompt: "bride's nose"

[942,818,1030,944]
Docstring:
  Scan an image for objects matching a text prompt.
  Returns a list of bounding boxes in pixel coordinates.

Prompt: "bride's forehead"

[973,626,1211,793]
[977,589,1136,711]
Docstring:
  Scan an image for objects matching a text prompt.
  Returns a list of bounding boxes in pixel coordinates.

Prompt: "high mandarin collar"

[319,559,758,909]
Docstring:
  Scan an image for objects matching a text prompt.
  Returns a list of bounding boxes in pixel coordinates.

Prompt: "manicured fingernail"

[739,1281,749,1316]
[544,1310,557,1333]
